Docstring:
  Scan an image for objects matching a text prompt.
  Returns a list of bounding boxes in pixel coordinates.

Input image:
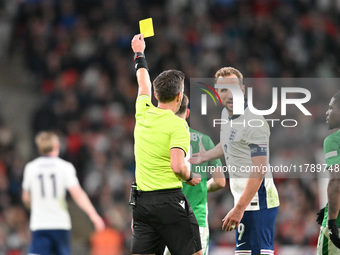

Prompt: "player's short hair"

[333,91,340,108]
[153,70,185,103]
[35,131,59,155]
[176,94,189,116]
[215,67,243,87]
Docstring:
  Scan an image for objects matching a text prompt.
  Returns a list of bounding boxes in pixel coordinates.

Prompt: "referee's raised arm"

[131,34,151,98]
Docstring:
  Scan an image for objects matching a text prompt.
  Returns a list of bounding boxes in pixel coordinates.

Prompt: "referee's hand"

[131,34,146,53]
[186,173,201,186]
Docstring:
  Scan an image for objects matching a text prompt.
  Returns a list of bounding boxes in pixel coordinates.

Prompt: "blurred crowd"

[0,0,339,253]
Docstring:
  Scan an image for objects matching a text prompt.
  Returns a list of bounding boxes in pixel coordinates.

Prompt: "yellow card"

[139,18,154,38]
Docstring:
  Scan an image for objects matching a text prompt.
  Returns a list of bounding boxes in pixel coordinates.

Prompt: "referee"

[130,34,202,255]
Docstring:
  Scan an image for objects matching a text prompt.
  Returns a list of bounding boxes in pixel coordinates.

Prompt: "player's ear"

[154,91,158,100]
[54,141,60,155]
[177,92,182,102]
[186,109,190,119]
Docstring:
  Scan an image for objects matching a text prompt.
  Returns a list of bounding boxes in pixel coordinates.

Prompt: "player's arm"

[170,148,201,186]
[328,167,340,219]
[207,166,225,192]
[21,165,31,209]
[235,156,267,209]
[327,165,340,248]
[222,155,267,231]
[69,185,105,232]
[191,142,224,164]
[22,190,31,209]
[131,34,151,97]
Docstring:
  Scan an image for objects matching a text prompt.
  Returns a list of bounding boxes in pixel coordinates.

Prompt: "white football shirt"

[220,106,279,211]
[22,156,79,230]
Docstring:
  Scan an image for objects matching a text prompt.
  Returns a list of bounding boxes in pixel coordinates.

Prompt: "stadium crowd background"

[0,0,339,254]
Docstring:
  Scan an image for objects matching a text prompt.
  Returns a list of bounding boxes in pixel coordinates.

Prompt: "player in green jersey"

[131,34,202,255]
[164,95,226,255]
[317,91,340,255]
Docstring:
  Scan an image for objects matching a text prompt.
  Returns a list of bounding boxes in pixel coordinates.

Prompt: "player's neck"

[44,150,59,157]
[158,101,178,113]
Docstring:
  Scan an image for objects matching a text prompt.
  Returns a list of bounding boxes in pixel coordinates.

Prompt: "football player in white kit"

[22,131,104,255]
[192,67,279,255]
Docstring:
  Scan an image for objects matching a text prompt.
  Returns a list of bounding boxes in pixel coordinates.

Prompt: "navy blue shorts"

[235,207,278,255]
[29,230,71,255]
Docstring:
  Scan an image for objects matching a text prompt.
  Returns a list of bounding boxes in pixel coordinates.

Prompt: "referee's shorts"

[131,188,202,255]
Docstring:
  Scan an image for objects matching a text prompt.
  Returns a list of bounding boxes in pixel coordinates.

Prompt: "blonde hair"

[215,67,243,86]
[35,131,59,155]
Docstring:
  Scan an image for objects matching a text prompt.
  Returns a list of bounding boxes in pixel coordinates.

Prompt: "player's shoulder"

[135,95,154,113]
[190,128,211,141]
[324,130,340,145]
[136,95,153,107]
[171,114,188,127]
[55,157,74,168]
[26,157,38,166]
[30,156,73,167]
[244,106,266,121]
[136,94,151,102]
[25,157,45,168]
[244,107,270,132]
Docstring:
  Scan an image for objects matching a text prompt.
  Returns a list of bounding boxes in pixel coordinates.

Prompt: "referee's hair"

[176,94,189,116]
[153,70,185,103]
[333,91,340,107]
[35,131,59,155]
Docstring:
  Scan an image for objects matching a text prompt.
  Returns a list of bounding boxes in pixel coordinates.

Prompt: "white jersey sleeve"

[22,164,32,191]
[244,117,270,157]
[64,162,79,189]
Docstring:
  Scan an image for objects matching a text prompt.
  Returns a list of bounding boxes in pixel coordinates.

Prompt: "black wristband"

[186,171,193,182]
[133,52,148,71]
[134,56,149,71]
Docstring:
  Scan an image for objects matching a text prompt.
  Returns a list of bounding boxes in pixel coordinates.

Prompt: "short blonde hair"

[35,131,59,155]
[215,67,243,87]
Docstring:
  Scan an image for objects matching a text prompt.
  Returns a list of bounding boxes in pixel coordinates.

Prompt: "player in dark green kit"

[317,91,340,255]
[164,95,225,255]
[131,34,202,255]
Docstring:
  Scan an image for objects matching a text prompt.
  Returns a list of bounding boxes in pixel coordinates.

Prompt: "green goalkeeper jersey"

[322,130,340,227]
[182,128,222,227]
